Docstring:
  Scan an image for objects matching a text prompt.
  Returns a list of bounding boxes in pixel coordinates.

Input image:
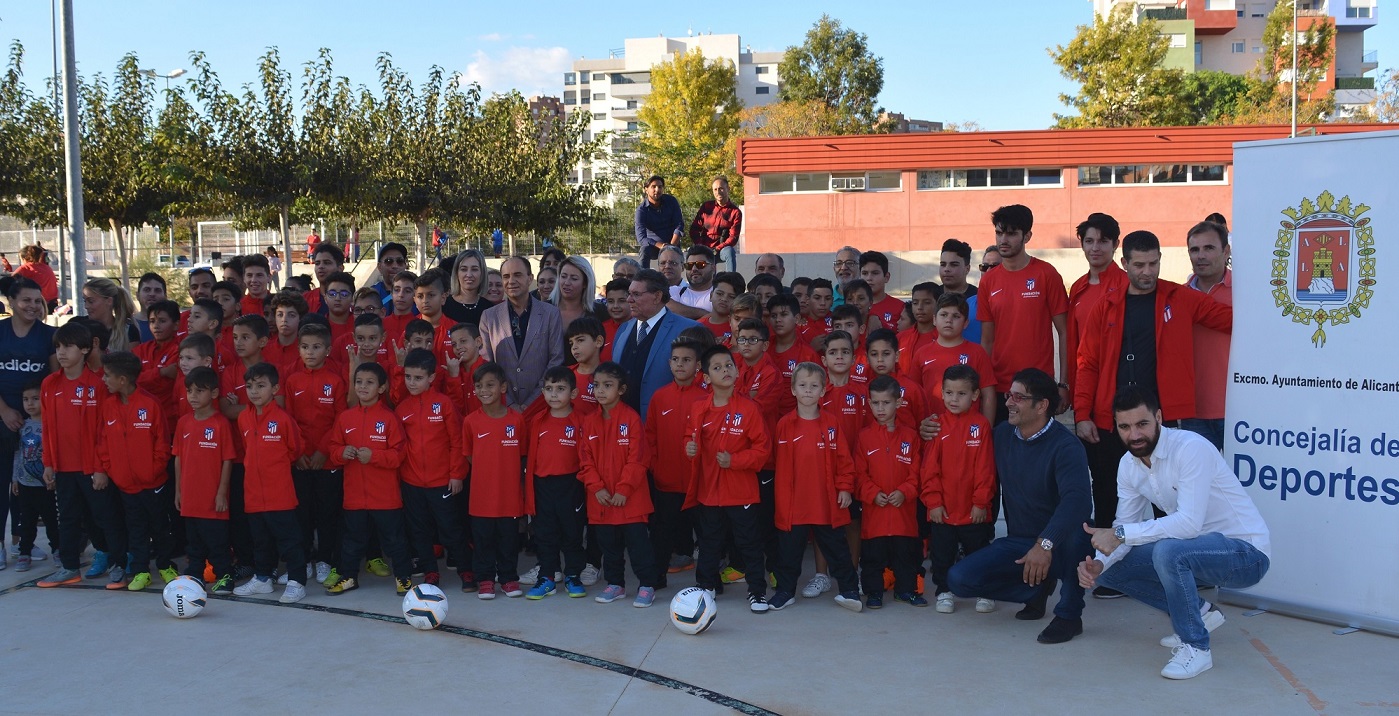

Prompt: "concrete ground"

[0,549,1393,716]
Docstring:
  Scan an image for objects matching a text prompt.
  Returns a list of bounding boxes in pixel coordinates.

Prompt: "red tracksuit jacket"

[40,369,104,474]
[767,341,820,418]
[645,381,710,493]
[395,389,465,489]
[855,422,921,539]
[685,393,771,508]
[773,411,855,531]
[283,365,348,459]
[524,411,582,515]
[579,404,652,525]
[920,410,996,526]
[96,390,171,493]
[238,403,303,513]
[133,337,179,419]
[328,402,406,510]
[820,379,868,452]
[739,354,784,471]
[461,409,527,518]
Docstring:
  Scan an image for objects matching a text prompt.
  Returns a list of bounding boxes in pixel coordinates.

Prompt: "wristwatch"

[1039,538,1054,552]
[1114,525,1126,541]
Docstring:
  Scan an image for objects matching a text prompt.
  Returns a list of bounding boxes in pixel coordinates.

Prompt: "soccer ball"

[162,576,207,619]
[669,586,717,635]
[402,584,449,630]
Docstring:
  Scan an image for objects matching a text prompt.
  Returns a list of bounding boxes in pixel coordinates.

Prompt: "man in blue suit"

[610,268,699,420]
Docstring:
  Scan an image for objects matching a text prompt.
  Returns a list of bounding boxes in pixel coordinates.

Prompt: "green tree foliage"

[1362,67,1399,122]
[1051,5,1191,128]
[778,15,887,134]
[0,41,63,226]
[1230,0,1335,123]
[1179,70,1259,125]
[635,48,741,209]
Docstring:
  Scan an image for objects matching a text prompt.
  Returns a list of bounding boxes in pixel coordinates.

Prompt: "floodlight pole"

[58,0,87,313]
[1291,0,1298,138]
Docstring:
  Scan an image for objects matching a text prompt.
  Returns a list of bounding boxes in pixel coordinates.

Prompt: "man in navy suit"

[610,269,699,420]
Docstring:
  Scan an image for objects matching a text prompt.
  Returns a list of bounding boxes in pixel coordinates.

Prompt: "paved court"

[0,551,1393,716]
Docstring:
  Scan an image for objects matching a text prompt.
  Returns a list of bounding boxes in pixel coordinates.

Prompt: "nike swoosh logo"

[402,414,415,421]
[991,289,1003,297]
[476,433,490,438]
[703,421,715,428]
[106,420,116,426]
[294,390,305,396]
[181,433,189,439]
[777,440,788,444]
[575,505,584,513]
[442,491,454,499]
[759,478,773,485]
[792,435,803,441]
[866,449,880,455]
[661,409,673,415]
[153,485,165,494]
[588,436,599,440]
[743,504,753,510]
[345,428,356,433]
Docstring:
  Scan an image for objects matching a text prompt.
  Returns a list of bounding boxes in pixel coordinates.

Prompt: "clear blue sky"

[2,1,1394,130]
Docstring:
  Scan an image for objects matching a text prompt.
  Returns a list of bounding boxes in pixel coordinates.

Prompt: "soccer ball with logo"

[162,576,207,619]
[669,586,717,635]
[403,584,449,630]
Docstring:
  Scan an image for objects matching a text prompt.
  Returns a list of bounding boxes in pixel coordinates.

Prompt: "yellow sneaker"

[325,577,359,595]
[720,566,745,584]
[127,572,152,591]
[159,566,180,584]
[366,558,391,577]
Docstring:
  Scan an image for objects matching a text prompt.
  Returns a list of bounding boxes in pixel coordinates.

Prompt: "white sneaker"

[975,598,997,613]
[1161,609,1226,648]
[276,571,289,585]
[234,575,274,596]
[314,562,331,584]
[801,573,832,598]
[520,564,540,583]
[280,580,306,604]
[580,564,600,587]
[28,550,48,562]
[1161,644,1213,679]
[935,592,955,613]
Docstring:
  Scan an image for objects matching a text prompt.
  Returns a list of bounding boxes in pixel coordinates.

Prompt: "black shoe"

[1036,616,1084,644]
[1016,579,1054,620]
[1092,586,1125,599]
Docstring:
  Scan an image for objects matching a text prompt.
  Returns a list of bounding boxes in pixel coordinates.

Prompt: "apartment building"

[563,33,783,191]
[1093,0,1379,114]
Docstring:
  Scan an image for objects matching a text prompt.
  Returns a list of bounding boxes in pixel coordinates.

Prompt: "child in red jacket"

[96,352,172,592]
[856,375,925,609]
[173,367,236,594]
[325,362,412,596]
[283,322,348,585]
[233,362,308,603]
[461,362,527,599]
[685,346,773,612]
[524,366,586,600]
[921,364,996,614]
[645,339,709,586]
[769,361,862,613]
[580,362,656,608]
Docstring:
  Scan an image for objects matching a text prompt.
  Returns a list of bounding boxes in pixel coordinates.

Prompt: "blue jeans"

[716,245,737,273]
[1097,533,1269,649]
[1180,418,1225,451]
[948,534,1090,620]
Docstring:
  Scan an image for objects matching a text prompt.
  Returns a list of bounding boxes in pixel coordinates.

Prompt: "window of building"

[916,167,1063,190]
[580,94,590,104]
[1232,41,1246,53]
[1237,7,1245,16]
[593,93,605,101]
[564,91,576,105]
[626,121,638,132]
[592,112,606,120]
[564,72,577,86]
[1195,41,1204,65]
[755,66,769,75]
[1206,0,1233,9]
[1347,6,1373,18]
[866,171,902,190]
[626,100,638,109]
[756,86,770,95]
[580,71,590,84]
[1250,3,1267,17]
[1169,34,1188,48]
[1077,164,1227,185]
[759,171,903,194]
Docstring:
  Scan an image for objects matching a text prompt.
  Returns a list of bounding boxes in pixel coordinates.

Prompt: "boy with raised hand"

[384,270,419,343]
[566,316,606,418]
[344,313,393,378]
[646,339,708,584]
[395,348,473,592]
[37,322,127,588]
[864,328,928,433]
[334,290,388,369]
[768,362,863,613]
[412,269,459,366]
[830,305,872,386]
[580,362,657,608]
[524,366,587,600]
[95,352,174,592]
[856,375,925,609]
[264,291,308,377]
[702,272,745,345]
[461,362,527,599]
[174,366,237,595]
[803,278,836,347]
[325,362,413,596]
[134,299,181,417]
[234,362,307,602]
[912,293,997,425]
[685,345,773,613]
[897,282,942,377]
[284,322,348,585]
[446,322,486,416]
[321,271,356,346]
[921,364,996,615]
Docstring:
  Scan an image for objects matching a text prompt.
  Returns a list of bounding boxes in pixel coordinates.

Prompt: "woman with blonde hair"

[549,255,602,327]
[443,248,495,326]
[82,277,139,352]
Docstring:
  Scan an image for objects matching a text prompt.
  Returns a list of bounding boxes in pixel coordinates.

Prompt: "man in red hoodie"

[325,362,412,596]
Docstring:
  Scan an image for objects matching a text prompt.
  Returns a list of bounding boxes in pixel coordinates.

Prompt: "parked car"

[156,254,192,268]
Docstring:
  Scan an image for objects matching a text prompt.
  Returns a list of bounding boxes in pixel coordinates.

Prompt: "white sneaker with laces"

[935,592,956,613]
[234,575,274,596]
[801,573,831,598]
[315,562,331,584]
[1161,644,1213,679]
[520,564,540,583]
[280,580,307,603]
[1161,609,1226,648]
[580,564,601,587]
[975,598,997,613]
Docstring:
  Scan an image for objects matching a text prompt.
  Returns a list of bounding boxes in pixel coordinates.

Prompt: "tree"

[1179,70,1258,125]
[635,48,741,209]
[716,100,844,205]
[300,49,376,253]
[0,41,63,228]
[1230,0,1335,123]
[778,15,888,134]
[1050,5,1192,128]
[1363,67,1399,122]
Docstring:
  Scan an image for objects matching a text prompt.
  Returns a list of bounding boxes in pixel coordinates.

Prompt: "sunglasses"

[684,261,710,270]
[979,263,999,272]
[380,257,407,266]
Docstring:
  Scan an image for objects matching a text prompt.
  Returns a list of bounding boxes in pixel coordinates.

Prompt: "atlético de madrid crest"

[1273,190,1376,347]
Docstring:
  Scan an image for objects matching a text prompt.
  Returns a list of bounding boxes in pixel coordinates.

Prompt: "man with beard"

[1079,387,1270,680]
[830,246,860,308]
[667,245,717,321]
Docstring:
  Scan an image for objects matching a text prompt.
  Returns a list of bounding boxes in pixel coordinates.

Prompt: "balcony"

[1186,0,1238,34]
[1143,7,1187,20]
[1334,87,1377,108]
[1361,50,1379,72]
[1336,76,1375,90]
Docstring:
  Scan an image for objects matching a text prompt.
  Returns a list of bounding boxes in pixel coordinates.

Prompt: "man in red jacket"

[1073,230,1232,598]
[688,176,742,272]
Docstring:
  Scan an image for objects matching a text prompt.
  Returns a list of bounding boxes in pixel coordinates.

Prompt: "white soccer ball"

[162,576,207,619]
[402,583,449,630]
[669,586,717,635]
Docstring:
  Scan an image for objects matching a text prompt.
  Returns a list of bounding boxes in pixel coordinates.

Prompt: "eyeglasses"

[979,263,999,273]
[352,306,380,315]
[833,260,857,269]
[1004,391,1040,405]
[325,289,352,299]
[380,257,406,266]
[684,261,710,270]
[734,336,766,346]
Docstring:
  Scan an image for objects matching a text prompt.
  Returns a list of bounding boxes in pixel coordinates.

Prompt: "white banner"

[1223,130,1399,636]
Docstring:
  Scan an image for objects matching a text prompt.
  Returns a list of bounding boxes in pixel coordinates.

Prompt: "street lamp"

[140,67,187,93]
[142,68,188,260]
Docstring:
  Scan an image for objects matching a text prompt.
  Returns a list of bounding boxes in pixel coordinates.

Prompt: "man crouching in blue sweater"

[948,368,1092,644]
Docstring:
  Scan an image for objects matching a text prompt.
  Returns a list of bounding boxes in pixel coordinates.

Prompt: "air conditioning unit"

[830,176,867,191]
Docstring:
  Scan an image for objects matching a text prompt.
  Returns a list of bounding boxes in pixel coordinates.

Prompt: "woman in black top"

[442,248,496,326]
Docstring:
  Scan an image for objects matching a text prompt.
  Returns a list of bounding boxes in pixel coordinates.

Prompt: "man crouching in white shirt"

[1078,386,1270,680]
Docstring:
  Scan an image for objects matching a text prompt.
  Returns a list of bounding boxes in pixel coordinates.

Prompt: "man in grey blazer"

[478,256,566,410]
[610,268,700,420]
